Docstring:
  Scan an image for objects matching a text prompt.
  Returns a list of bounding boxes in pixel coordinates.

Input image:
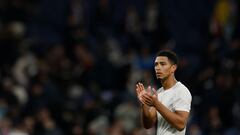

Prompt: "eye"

[160,62,166,66]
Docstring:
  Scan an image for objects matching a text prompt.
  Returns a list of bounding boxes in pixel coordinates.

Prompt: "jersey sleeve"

[173,89,192,112]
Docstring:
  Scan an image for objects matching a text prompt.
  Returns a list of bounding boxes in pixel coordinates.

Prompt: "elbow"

[143,125,152,129]
[176,127,185,131]
[175,124,185,131]
[143,123,154,129]
[143,126,151,129]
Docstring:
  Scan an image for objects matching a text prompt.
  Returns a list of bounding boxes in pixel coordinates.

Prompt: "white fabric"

[156,82,192,135]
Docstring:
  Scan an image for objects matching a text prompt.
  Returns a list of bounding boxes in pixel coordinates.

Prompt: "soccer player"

[136,50,192,135]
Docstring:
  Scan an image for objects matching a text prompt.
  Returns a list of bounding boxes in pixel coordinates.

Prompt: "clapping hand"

[136,82,158,106]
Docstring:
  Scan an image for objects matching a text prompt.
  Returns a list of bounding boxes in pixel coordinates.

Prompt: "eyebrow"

[155,61,167,64]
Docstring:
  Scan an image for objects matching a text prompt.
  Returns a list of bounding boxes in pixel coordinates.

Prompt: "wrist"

[152,98,158,107]
[141,103,150,109]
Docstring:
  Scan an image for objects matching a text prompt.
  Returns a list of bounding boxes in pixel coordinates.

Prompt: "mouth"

[156,72,163,75]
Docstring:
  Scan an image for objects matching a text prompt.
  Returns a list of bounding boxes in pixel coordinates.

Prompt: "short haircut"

[156,50,178,65]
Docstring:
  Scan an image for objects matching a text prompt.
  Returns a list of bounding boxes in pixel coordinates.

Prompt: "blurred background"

[0,0,239,134]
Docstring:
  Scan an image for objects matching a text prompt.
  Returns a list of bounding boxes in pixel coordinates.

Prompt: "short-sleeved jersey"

[156,81,192,135]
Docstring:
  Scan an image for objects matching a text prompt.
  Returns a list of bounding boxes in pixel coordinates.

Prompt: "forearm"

[153,101,186,131]
[141,104,155,129]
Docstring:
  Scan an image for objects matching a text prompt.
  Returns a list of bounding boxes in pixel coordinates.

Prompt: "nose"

[155,64,160,70]
[155,67,161,73]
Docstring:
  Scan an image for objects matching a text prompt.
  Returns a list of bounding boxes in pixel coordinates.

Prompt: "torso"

[156,82,192,135]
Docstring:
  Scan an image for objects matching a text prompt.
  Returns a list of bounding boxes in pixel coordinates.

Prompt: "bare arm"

[141,104,157,129]
[141,90,189,131]
[153,100,189,131]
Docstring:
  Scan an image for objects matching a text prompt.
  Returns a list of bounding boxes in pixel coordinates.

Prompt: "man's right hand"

[136,82,152,105]
[136,83,157,129]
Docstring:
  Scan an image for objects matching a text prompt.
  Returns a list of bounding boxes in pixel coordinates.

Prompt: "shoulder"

[175,82,192,99]
[156,87,163,94]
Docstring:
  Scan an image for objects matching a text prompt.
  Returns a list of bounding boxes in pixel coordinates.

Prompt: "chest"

[158,91,176,111]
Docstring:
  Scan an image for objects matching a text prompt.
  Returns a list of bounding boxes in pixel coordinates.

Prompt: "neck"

[161,74,177,90]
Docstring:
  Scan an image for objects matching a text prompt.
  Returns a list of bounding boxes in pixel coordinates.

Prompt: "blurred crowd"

[0,0,239,135]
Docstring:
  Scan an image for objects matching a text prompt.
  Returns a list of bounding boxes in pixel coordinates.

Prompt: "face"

[154,56,176,80]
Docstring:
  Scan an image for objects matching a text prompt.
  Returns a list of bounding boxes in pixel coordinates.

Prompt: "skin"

[136,56,190,131]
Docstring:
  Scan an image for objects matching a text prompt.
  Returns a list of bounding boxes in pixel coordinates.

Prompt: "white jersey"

[156,81,192,135]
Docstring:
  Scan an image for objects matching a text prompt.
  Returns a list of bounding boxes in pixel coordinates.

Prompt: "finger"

[136,84,141,95]
[136,89,142,100]
[152,88,158,96]
[147,86,151,94]
[141,93,152,101]
[140,98,149,105]
[138,95,147,105]
[136,84,143,101]
[139,83,145,92]
[137,83,144,94]
[136,83,140,91]
[141,98,152,106]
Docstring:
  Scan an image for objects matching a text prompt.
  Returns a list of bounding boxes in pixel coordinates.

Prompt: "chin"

[157,76,164,80]
[157,75,168,80]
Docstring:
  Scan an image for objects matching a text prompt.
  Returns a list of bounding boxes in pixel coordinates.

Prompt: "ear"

[171,64,177,73]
